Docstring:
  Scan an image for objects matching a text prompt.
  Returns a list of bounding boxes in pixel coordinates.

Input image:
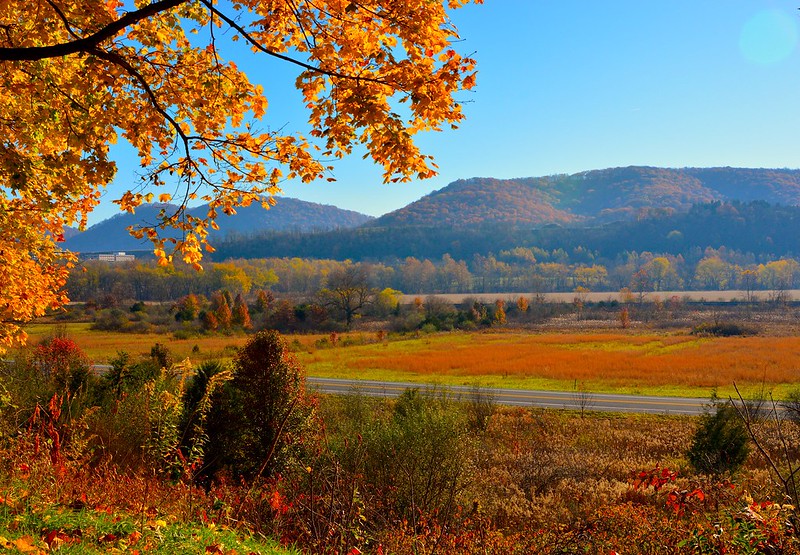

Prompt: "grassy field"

[296,330,800,399]
[22,323,800,399]
[22,323,254,364]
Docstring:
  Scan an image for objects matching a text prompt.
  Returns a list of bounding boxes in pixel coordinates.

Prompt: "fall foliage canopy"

[0,0,479,350]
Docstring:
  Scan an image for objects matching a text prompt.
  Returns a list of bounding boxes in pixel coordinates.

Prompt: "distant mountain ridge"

[65,197,374,253]
[211,200,800,263]
[67,167,800,254]
[371,166,800,227]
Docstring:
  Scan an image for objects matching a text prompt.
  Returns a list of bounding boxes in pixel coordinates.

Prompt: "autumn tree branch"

[0,0,187,61]
[197,0,389,85]
[43,0,83,41]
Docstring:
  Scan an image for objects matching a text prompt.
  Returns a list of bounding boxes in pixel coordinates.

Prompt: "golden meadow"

[25,324,800,398]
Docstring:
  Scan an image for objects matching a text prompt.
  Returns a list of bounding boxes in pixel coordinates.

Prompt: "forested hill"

[372,167,800,227]
[65,197,373,253]
[212,201,800,263]
[67,167,800,254]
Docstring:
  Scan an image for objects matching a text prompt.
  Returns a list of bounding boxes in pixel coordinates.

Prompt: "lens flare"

[739,9,798,65]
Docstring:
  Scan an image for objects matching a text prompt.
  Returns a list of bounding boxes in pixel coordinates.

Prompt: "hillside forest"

[69,203,800,302]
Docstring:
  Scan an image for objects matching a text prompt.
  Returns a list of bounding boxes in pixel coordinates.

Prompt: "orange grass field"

[21,323,253,363]
[19,324,800,398]
[295,331,800,398]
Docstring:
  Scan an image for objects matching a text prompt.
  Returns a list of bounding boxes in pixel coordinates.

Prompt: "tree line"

[68,248,800,305]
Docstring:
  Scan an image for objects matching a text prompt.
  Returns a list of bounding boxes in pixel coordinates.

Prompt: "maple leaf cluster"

[0,0,480,350]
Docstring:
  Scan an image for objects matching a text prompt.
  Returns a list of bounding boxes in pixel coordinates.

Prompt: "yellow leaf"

[14,535,38,552]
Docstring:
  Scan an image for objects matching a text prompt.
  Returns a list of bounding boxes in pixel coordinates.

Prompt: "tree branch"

[0,0,187,61]
[197,0,387,85]
[44,0,82,41]
[89,48,189,149]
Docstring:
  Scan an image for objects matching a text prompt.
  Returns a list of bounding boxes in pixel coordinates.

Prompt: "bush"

[100,351,160,400]
[465,385,496,432]
[179,361,232,469]
[203,330,316,480]
[2,346,86,431]
[691,321,756,337]
[91,367,187,474]
[362,388,473,523]
[687,401,750,476]
[91,308,129,331]
[2,335,97,431]
[30,336,92,395]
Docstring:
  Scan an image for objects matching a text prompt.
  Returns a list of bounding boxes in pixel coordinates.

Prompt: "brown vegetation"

[308,332,800,392]
[7,385,800,553]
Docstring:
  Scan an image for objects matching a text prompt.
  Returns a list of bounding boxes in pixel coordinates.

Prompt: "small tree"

[232,293,253,329]
[31,336,91,395]
[619,307,631,329]
[203,331,315,480]
[318,264,376,328]
[687,401,750,476]
[573,286,589,319]
[254,290,275,314]
[493,299,506,326]
[371,288,403,318]
[200,311,219,332]
[175,294,202,322]
[150,343,173,370]
[211,291,233,330]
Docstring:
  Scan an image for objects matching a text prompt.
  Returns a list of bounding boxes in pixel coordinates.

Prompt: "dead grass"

[20,323,332,365]
[21,323,252,363]
[297,330,800,398]
[22,324,800,398]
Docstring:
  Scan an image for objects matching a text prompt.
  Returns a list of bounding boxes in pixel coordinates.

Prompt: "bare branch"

[89,48,189,148]
[731,383,799,506]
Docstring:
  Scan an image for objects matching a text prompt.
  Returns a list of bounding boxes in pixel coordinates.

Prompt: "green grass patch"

[0,478,294,554]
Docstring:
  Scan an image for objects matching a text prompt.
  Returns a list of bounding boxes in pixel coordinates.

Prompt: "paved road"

[306,377,711,416]
[86,367,725,416]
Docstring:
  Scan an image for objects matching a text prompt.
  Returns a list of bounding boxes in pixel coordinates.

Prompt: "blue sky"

[95,1,800,224]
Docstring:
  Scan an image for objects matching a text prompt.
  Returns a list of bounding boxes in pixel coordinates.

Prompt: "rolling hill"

[67,166,800,257]
[65,197,374,253]
[371,166,800,227]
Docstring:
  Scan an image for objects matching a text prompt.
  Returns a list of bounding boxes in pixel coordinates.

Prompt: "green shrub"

[91,308,129,331]
[465,385,496,432]
[687,401,750,476]
[203,331,316,480]
[100,351,160,400]
[173,329,196,340]
[362,388,473,522]
[179,361,231,464]
[91,366,188,473]
[691,321,755,337]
